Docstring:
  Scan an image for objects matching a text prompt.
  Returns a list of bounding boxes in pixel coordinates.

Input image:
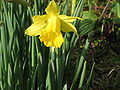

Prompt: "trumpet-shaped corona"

[25,0,81,48]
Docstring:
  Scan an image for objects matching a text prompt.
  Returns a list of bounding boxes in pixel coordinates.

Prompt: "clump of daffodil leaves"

[25,0,81,48]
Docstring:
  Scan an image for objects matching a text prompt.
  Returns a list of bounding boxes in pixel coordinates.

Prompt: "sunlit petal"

[32,15,48,23]
[46,16,60,32]
[60,19,77,34]
[45,1,59,15]
[25,23,46,36]
[59,15,82,22]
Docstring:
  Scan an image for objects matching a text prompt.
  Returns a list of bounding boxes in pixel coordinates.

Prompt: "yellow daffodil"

[25,0,81,48]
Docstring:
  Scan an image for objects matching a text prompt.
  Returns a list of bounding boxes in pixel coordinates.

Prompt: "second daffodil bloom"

[25,0,81,48]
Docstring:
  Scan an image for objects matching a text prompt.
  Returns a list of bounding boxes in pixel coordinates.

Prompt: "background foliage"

[0,0,120,90]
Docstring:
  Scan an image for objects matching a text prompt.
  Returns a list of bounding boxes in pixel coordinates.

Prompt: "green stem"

[71,0,76,14]
[32,37,35,67]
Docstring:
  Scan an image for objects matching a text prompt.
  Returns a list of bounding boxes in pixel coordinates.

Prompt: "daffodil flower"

[25,0,81,48]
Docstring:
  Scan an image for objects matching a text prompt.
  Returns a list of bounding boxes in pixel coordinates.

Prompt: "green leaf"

[82,11,98,20]
[85,62,95,90]
[46,61,56,90]
[78,19,95,35]
[111,56,120,64]
[6,0,31,7]
[63,84,67,90]
[70,38,90,90]
[78,61,87,89]
[113,18,120,24]
[111,1,120,18]
[8,64,12,88]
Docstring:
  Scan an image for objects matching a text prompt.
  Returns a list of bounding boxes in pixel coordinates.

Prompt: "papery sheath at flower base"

[25,0,81,48]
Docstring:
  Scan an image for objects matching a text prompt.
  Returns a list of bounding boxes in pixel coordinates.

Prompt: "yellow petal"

[46,15,60,32]
[25,23,46,36]
[60,19,77,34]
[45,1,59,15]
[59,15,82,22]
[32,15,48,23]
[39,16,63,48]
[39,32,64,48]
